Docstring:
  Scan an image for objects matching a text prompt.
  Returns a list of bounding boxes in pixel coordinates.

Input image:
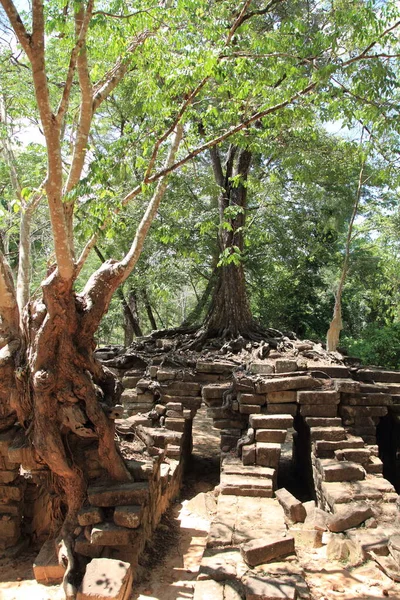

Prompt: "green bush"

[343,322,400,370]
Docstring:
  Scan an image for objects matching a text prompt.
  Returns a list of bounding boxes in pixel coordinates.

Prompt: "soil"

[1,408,400,600]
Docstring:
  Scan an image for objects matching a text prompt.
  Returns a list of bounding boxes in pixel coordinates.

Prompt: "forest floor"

[0,408,400,600]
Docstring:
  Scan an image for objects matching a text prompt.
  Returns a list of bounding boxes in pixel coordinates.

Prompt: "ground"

[1,408,400,600]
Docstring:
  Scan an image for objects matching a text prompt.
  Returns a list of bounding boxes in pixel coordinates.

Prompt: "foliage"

[343,322,400,369]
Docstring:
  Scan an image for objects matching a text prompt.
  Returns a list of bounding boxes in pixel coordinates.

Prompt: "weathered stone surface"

[202,382,231,399]
[300,404,338,417]
[267,391,297,404]
[357,369,400,384]
[334,379,361,394]
[334,448,371,465]
[78,506,104,527]
[222,458,275,480]
[250,362,275,375]
[242,444,256,466]
[256,443,281,468]
[298,391,339,405]
[309,365,350,378]
[241,535,295,566]
[88,482,149,507]
[305,417,342,428]
[220,473,273,497]
[0,516,20,541]
[113,505,141,529]
[244,575,297,600]
[309,427,346,442]
[77,558,132,600]
[255,429,286,443]
[198,548,241,581]
[256,376,319,394]
[318,459,365,482]
[341,393,392,406]
[291,525,323,548]
[162,395,202,409]
[0,470,19,484]
[197,360,235,374]
[240,404,262,415]
[249,414,293,430]
[275,488,306,523]
[162,381,201,396]
[328,504,373,532]
[265,403,298,416]
[0,484,23,503]
[33,540,66,585]
[321,481,382,508]
[275,359,298,373]
[156,369,177,382]
[193,579,225,600]
[314,438,364,458]
[91,522,134,546]
[0,427,17,456]
[238,393,267,406]
[74,532,104,558]
[165,402,183,411]
[165,418,186,432]
[304,507,332,531]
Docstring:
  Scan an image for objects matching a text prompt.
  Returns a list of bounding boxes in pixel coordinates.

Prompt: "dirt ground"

[1,409,400,600]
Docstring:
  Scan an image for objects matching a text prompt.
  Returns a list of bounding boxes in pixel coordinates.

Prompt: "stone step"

[88,481,149,507]
[321,476,394,510]
[298,390,340,405]
[313,437,365,458]
[222,457,275,480]
[256,442,281,468]
[365,455,384,475]
[309,427,346,442]
[255,429,287,443]
[334,448,371,465]
[317,458,366,482]
[219,473,273,497]
[305,417,342,428]
[249,414,293,429]
[300,404,338,417]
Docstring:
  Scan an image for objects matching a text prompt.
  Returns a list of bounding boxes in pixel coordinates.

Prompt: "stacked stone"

[0,427,24,556]
[121,373,154,416]
[158,375,202,435]
[201,382,244,451]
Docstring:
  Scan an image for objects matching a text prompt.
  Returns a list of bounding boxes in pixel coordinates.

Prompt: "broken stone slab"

[326,534,361,564]
[77,558,133,600]
[275,488,306,523]
[291,525,323,548]
[240,534,295,566]
[388,534,400,565]
[304,507,332,531]
[33,539,66,585]
[317,459,366,482]
[88,481,149,507]
[249,414,293,429]
[256,376,319,394]
[256,443,281,468]
[255,429,286,443]
[198,548,242,581]
[193,579,225,600]
[244,574,297,600]
[297,390,340,405]
[113,505,141,529]
[266,391,297,404]
[78,506,104,527]
[309,427,346,442]
[238,393,267,405]
[371,553,400,582]
[328,504,373,533]
[346,526,397,559]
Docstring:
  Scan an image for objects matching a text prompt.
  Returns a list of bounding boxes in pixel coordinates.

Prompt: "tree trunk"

[201,146,256,338]
[123,289,142,345]
[142,289,158,331]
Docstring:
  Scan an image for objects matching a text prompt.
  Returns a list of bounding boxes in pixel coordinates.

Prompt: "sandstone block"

[193,579,224,600]
[267,391,296,404]
[78,506,104,526]
[240,535,295,566]
[318,459,366,482]
[256,443,281,468]
[298,390,339,405]
[91,522,134,546]
[341,393,392,406]
[264,403,298,416]
[113,505,141,529]
[88,482,149,507]
[242,444,256,466]
[305,417,342,428]
[197,360,235,374]
[77,558,132,600]
[275,359,298,373]
[328,504,374,533]
[164,381,201,396]
[249,414,293,429]
[255,429,286,443]
[314,439,364,459]
[256,376,319,394]
[275,488,306,523]
[300,404,337,417]
[33,540,66,585]
[220,474,273,497]
[334,379,361,394]
[309,427,346,442]
[165,418,186,432]
[238,393,266,406]
[202,382,232,399]
[244,575,297,600]
[249,362,275,375]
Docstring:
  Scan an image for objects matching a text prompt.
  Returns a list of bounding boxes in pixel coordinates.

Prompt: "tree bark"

[142,289,158,331]
[123,290,142,345]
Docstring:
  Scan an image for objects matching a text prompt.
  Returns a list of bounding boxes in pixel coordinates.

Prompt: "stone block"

[156,369,177,382]
[291,526,323,548]
[0,516,20,541]
[297,390,339,405]
[275,488,306,523]
[165,402,183,411]
[264,403,298,416]
[163,381,201,396]
[114,505,141,529]
[275,359,298,373]
[202,383,232,399]
[244,575,297,599]
[242,444,256,466]
[267,391,296,404]
[165,418,186,432]
[213,419,245,429]
[249,414,293,429]
[304,507,331,531]
[77,558,132,600]
[341,393,392,406]
[314,438,364,459]
[33,540,66,585]
[249,362,275,375]
[300,404,337,417]
[219,474,273,497]
[88,482,149,507]
[239,404,261,415]
[240,535,295,566]
[197,360,235,374]
[238,393,267,406]
[334,379,361,394]
[78,506,104,526]
[321,481,382,508]
[193,579,224,600]
[309,427,346,442]
[318,459,365,482]
[91,522,135,546]
[256,376,319,394]
[74,532,104,558]
[256,443,281,468]
[328,504,374,533]
[305,417,342,428]
[255,429,286,443]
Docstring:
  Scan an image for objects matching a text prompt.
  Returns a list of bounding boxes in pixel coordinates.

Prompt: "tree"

[0,1,400,595]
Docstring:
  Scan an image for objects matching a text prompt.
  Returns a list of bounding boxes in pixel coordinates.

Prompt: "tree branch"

[0,0,32,58]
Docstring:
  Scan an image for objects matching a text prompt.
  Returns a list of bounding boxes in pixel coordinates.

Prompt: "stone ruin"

[1,336,400,599]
